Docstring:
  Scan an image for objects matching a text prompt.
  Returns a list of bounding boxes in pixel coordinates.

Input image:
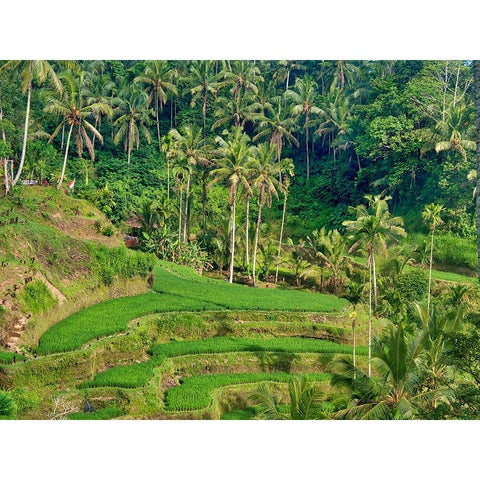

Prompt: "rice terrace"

[1,59,480,420]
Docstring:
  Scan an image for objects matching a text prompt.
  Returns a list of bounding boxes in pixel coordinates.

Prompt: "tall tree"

[134,60,178,149]
[285,76,320,179]
[44,70,111,188]
[0,60,65,187]
[422,203,444,314]
[113,84,152,165]
[251,143,284,287]
[210,127,255,283]
[343,194,406,375]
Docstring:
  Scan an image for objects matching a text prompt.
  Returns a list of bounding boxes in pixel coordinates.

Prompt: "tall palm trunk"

[58,123,73,189]
[183,171,191,243]
[473,60,480,280]
[245,193,251,274]
[252,188,265,287]
[178,189,183,244]
[427,226,435,314]
[305,113,310,180]
[368,260,373,378]
[229,194,237,283]
[275,190,288,284]
[12,81,32,187]
[371,246,378,308]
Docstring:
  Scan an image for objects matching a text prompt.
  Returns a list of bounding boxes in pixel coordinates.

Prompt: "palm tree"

[285,76,320,179]
[134,60,178,149]
[273,60,306,92]
[252,98,299,168]
[169,124,208,242]
[187,60,219,136]
[331,323,449,419]
[250,143,285,287]
[307,227,349,292]
[216,60,262,102]
[210,127,255,283]
[343,194,406,375]
[113,84,152,165]
[0,60,65,187]
[422,203,444,314]
[251,375,322,420]
[44,70,112,188]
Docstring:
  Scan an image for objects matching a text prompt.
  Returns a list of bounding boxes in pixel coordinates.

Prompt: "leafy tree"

[0,60,65,188]
[210,127,255,283]
[44,70,112,188]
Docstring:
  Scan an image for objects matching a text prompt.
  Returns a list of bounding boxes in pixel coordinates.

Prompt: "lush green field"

[67,406,124,420]
[165,372,332,411]
[81,337,365,389]
[0,352,26,365]
[37,292,221,354]
[153,261,348,312]
[38,261,348,354]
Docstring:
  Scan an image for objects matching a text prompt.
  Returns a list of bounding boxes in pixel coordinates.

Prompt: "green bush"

[19,280,57,314]
[0,391,16,418]
[397,270,428,302]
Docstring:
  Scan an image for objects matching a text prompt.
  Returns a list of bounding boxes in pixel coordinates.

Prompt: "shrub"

[67,406,123,420]
[19,280,57,314]
[0,391,16,418]
[397,270,428,302]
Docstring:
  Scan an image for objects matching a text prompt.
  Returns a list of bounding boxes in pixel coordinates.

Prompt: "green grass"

[66,406,123,420]
[153,260,348,312]
[38,261,348,354]
[81,337,365,389]
[37,292,221,354]
[0,351,26,365]
[165,372,332,411]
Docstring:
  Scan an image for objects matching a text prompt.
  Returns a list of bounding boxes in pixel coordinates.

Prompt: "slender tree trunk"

[275,190,288,284]
[229,194,237,283]
[202,169,208,237]
[352,314,356,382]
[427,226,435,314]
[183,171,191,243]
[12,81,32,187]
[178,189,183,244]
[245,194,250,274]
[155,98,161,150]
[473,60,480,280]
[61,123,65,153]
[368,259,372,378]
[372,249,378,308]
[305,113,310,180]
[252,192,264,287]
[58,123,73,189]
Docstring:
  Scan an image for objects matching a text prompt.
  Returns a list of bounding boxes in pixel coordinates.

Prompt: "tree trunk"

[58,123,73,189]
[368,260,372,378]
[229,194,237,283]
[178,189,183,244]
[12,81,32,187]
[252,192,264,287]
[275,190,288,284]
[372,250,378,308]
[183,171,191,243]
[427,226,435,314]
[473,60,480,280]
[305,113,310,180]
[245,194,250,274]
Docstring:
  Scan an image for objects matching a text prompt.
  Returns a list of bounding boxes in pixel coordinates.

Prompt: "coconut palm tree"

[187,60,219,136]
[331,323,449,419]
[422,203,444,314]
[168,124,208,242]
[113,84,152,165]
[343,194,406,375]
[0,60,66,187]
[250,143,285,287]
[44,70,112,188]
[134,60,178,149]
[273,60,307,92]
[216,60,262,102]
[285,76,321,179]
[210,127,255,283]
